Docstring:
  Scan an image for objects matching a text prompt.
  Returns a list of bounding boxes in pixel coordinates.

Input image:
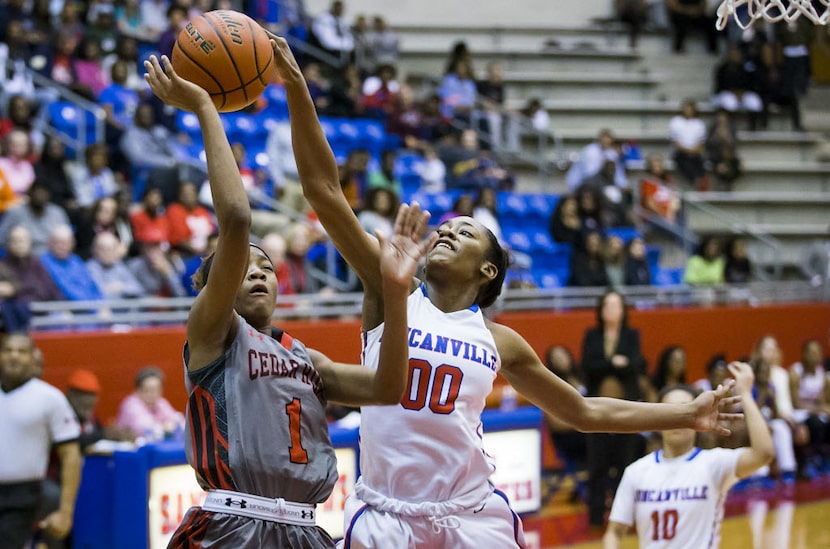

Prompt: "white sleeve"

[608,464,637,526]
[49,391,81,444]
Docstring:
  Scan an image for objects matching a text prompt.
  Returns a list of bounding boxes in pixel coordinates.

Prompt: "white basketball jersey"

[609,447,741,549]
[358,284,500,506]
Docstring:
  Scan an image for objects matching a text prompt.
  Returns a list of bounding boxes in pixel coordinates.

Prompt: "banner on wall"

[147,448,357,548]
[483,428,542,514]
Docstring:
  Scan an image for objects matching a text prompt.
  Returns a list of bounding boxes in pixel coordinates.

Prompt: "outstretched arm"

[731,362,775,478]
[268,33,384,296]
[144,55,250,370]
[492,324,742,434]
[314,203,437,405]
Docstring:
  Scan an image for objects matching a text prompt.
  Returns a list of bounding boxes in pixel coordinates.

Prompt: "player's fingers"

[160,55,177,79]
[715,425,732,436]
[717,412,743,422]
[392,203,410,236]
[719,395,742,408]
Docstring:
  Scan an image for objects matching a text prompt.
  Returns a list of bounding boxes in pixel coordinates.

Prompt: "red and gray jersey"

[183,315,337,504]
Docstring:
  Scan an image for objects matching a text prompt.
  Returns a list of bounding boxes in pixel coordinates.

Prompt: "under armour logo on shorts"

[225,498,247,508]
[301,510,314,519]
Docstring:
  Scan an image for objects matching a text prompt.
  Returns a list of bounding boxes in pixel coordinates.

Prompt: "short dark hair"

[135,366,164,388]
[192,243,273,292]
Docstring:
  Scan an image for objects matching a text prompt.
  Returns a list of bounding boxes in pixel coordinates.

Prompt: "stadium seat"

[48,102,99,155]
[654,267,685,286]
[606,226,641,243]
[263,84,289,119]
[532,268,569,289]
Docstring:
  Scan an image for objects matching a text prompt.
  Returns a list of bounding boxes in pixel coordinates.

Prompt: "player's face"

[427,217,490,278]
[660,389,696,450]
[235,247,278,322]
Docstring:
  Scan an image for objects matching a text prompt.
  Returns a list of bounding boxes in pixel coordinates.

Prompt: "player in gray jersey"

[143,54,436,549]
[266,34,746,549]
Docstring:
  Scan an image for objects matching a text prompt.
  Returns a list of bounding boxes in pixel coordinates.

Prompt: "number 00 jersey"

[358,284,500,506]
[608,447,741,549]
[183,316,338,503]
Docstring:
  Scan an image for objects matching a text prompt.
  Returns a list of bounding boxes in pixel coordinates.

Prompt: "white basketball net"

[716,0,830,29]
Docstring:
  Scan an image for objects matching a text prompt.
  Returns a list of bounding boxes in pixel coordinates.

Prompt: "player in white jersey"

[603,362,774,549]
[267,34,742,549]
[143,55,436,548]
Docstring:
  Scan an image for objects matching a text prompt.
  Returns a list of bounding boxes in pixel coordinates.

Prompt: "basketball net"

[715,0,830,29]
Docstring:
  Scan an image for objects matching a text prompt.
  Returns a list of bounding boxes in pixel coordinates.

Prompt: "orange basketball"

[171,10,274,112]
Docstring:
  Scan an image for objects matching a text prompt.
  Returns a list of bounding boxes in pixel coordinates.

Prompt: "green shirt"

[683,255,725,285]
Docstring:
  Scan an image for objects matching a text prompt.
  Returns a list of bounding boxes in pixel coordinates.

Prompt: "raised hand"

[263,31,304,84]
[692,378,743,435]
[378,202,438,292]
[143,55,212,113]
[727,361,754,396]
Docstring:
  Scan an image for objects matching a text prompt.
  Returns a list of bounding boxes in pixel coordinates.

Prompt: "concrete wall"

[302,0,612,28]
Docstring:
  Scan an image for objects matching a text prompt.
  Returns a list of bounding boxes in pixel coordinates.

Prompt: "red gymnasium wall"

[35,302,830,423]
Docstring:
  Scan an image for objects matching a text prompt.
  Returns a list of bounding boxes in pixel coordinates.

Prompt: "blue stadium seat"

[48,102,98,154]
[606,226,642,243]
[654,267,685,286]
[177,111,202,139]
[400,173,422,198]
[533,268,569,289]
[505,230,533,254]
[263,84,289,119]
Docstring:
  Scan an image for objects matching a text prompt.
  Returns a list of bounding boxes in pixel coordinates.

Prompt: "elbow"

[758,444,775,466]
[564,398,599,433]
[221,204,252,229]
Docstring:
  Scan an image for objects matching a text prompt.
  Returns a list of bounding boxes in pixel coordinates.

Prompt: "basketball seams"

[173,40,228,111]
[203,11,249,104]
[243,16,274,88]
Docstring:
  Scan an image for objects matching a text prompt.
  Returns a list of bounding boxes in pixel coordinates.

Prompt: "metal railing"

[681,192,784,281]
[27,279,825,331]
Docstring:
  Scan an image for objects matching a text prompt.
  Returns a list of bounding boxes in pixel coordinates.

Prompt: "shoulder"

[28,378,65,400]
[485,320,534,365]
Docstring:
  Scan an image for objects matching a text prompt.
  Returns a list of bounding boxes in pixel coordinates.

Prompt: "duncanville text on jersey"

[635,486,709,503]
[406,327,498,372]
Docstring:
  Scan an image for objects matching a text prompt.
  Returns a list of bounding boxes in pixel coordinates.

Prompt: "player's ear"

[479,260,497,283]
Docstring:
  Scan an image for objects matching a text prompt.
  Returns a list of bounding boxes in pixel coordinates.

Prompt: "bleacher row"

[47,82,685,290]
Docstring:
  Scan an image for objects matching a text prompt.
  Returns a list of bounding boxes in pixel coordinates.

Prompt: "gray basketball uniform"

[169,316,338,548]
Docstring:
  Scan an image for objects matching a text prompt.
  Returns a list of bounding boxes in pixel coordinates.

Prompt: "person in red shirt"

[165,181,216,257]
[130,187,170,247]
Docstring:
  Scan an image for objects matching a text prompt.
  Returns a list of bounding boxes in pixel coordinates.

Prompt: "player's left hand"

[39,509,73,539]
[378,202,437,292]
[143,55,212,113]
[692,378,743,435]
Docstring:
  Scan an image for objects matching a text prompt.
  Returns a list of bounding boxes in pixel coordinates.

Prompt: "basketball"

[171,10,274,112]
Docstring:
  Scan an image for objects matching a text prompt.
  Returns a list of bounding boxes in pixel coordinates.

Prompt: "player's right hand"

[143,55,212,113]
[263,32,304,84]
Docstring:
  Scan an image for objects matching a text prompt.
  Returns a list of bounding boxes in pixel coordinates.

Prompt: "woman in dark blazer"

[580,290,647,528]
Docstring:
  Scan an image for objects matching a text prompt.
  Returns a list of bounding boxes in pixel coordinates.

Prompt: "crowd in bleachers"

[0,0,827,334]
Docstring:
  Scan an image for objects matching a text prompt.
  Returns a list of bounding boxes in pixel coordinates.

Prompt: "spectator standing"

[615,0,648,50]
[580,291,648,528]
[789,339,830,476]
[115,366,184,442]
[0,333,81,549]
[32,136,79,224]
[119,103,181,202]
[368,15,399,67]
[438,58,478,129]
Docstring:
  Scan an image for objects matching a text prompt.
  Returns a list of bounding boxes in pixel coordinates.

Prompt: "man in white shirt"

[0,333,82,548]
[311,0,354,60]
